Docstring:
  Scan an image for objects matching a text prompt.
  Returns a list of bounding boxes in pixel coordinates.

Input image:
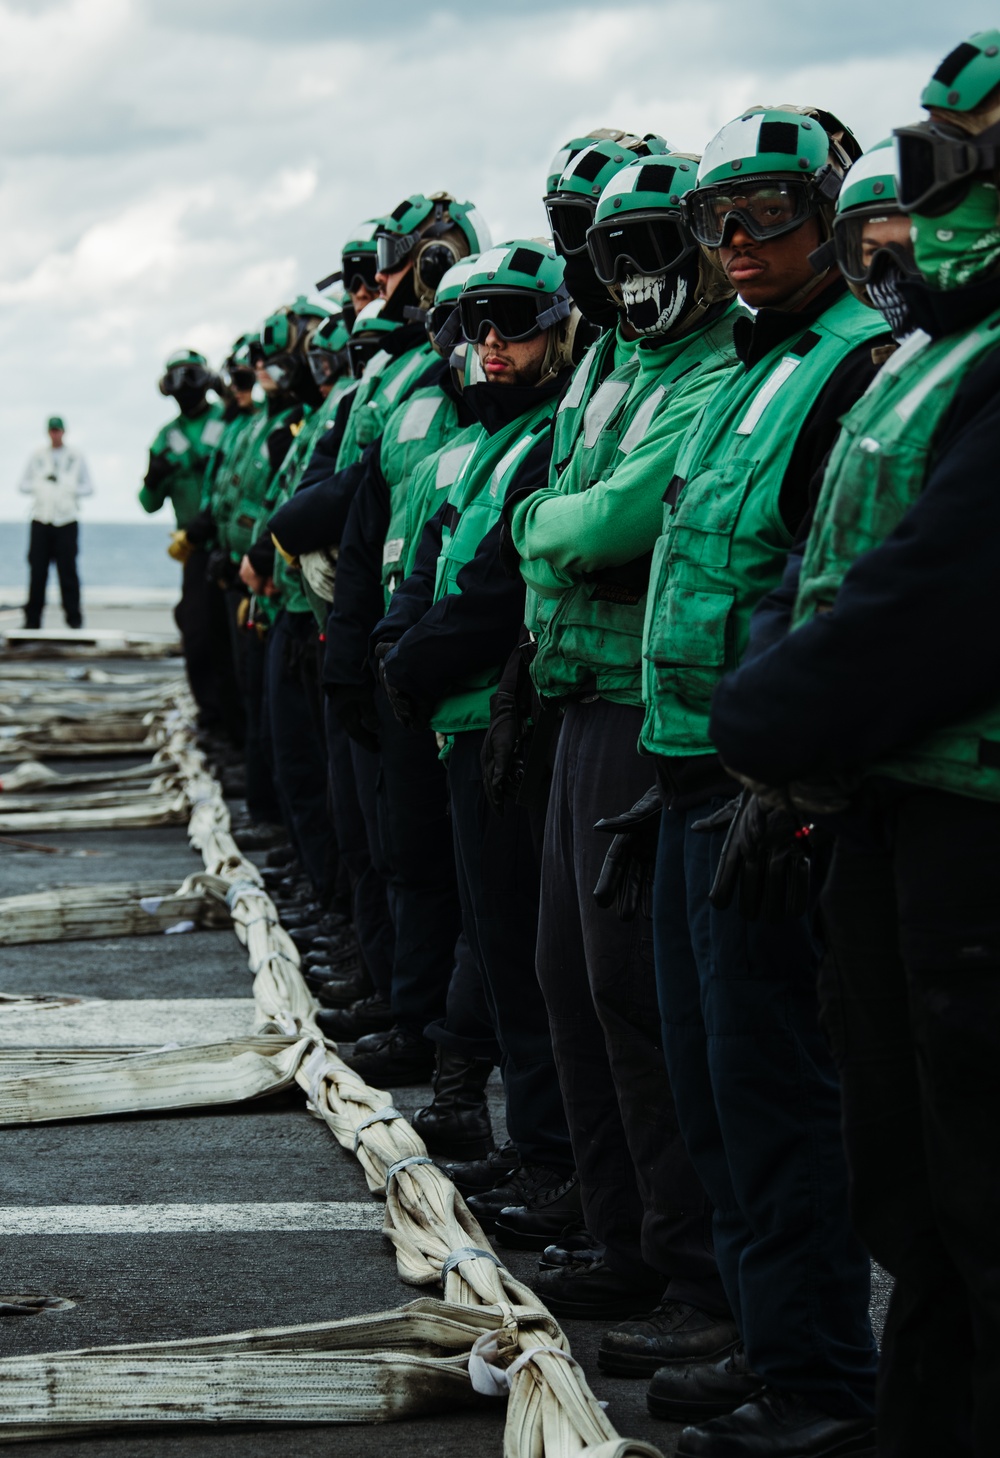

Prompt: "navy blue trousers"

[654,796,877,1419]
[448,730,572,1170]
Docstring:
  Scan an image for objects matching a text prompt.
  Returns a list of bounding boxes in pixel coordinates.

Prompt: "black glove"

[373,641,427,731]
[184,508,215,548]
[593,786,662,921]
[143,453,172,491]
[480,690,520,815]
[206,548,237,588]
[329,683,380,753]
[693,790,813,922]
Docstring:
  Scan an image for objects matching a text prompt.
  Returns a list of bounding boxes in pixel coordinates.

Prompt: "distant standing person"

[19,415,92,630]
[139,349,224,730]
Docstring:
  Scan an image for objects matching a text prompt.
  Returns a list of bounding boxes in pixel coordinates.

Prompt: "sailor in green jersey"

[637,109,886,1452]
[140,349,225,732]
[319,264,490,1139]
[333,193,490,473]
[710,44,1000,1454]
[506,154,741,1341]
[371,241,581,1235]
[200,332,261,583]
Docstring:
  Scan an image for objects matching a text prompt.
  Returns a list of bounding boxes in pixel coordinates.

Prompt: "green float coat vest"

[398,429,479,587]
[793,310,1000,799]
[428,399,559,736]
[221,404,298,562]
[201,406,260,532]
[379,384,465,609]
[297,379,358,628]
[641,289,884,757]
[335,342,434,472]
[548,326,634,479]
[517,307,741,706]
[140,403,225,528]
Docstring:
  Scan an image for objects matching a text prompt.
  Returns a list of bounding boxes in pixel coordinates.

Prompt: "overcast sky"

[0,0,987,521]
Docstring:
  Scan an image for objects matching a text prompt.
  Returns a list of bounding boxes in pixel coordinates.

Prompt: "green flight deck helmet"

[374,193,492,307]
[544,130,671,257]
[159,348,214,398]
[315,218,385,314]
[829,140,913,298]
[221,331,258,393]
[894,31,1000,217]
[687,106,861,252]
[256,296,328,403]
[587,152,731,334]
[420,253,482,356]
[457,239,580,383]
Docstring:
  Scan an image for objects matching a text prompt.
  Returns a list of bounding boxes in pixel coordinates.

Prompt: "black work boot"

[232,823,287,853]
[316,993,393,1040]
[647,1345,762,1423]
[470,1166,582,1248]
[343,1025,435,1086]
[437,1140,521,1196]
[676,1391,877,1457]
[305,968,372,1010]
[538,1227,601,1271]
[531,1257,665,1320]
[411,1050,495,1161]
[599,1301,741,1377]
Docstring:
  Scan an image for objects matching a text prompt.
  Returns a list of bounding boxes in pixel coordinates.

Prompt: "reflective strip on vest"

[167,429,189,455]
[381,350,427,406]
[735,356,801,435]
[202,418,224,447]
[618,384,666,456]
[582,379,631,449]
[895,331,985,423]
[397,395,444,443]
[490,434,536,497]
[361,349,390,381]
[436,441,476,489]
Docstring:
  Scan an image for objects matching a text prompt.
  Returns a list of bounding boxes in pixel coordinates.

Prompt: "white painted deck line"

[0,1203,383,1234]
[0,999,258,1048]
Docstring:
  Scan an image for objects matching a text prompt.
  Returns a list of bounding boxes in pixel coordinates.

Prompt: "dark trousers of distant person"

[537,700,725,1306]
[326,705,393,1000]
[263,609,336,898]
[448,729,572,1171]
[820,786,1000,1457]
[25,519,81,628]
[174,547,225,731]
[654,796,878,1419]
[223,585,281,825]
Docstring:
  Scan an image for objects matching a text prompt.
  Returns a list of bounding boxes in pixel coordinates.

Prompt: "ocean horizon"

[0,521,184,600]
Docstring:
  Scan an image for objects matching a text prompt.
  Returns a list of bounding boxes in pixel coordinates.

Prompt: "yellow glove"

[167,530,194,564]
[236,596,251,629]
[271,533,299,569]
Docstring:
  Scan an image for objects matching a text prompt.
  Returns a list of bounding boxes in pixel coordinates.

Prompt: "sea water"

[0,521,181,604]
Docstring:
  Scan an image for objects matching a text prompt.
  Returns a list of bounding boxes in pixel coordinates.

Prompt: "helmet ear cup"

[414,232,467,307]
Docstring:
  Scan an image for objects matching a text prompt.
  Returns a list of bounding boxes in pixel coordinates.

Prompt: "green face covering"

[911,181,1000,290]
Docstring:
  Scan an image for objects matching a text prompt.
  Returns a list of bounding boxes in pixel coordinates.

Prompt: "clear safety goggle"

[375,228,420,276]
[687,177,817,248]
[543,194,597,256]
[308,349,347,385]
[459,288,570,344]
[894,119,1000,217]
[586,211,695,284]
[832,207,915,284]
[263,355,294,388]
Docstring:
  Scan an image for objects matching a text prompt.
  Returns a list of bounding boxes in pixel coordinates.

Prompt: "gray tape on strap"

[384,1155,434,1188]
[353,1107,403,1151]
[441,1246,500,1281]
[225,880,268,909]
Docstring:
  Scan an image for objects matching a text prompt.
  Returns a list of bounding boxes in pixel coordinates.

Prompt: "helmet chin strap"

[770,265,834,313]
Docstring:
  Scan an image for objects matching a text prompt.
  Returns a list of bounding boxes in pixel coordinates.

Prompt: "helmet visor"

[544,195,597,256]
[459,289,547,344]
[163,364,209,395]
[346,336,383,379]
[375,229,418,275]
[263,355,294,389]
[342,249,378,293]
[833,208,914,284]
[225,365,255,392]
[687,178,815,247]
[308,349,344,386]
[893,122,988,216]
[587,213,694,284]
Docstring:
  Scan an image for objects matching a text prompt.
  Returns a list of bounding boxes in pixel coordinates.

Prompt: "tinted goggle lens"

[346,336,381,378]
[459,291,543,343]
[689,180,811,246]
[308,350,342,384]
[587,215,692,284]
[342,252,378,291]
[428,303,461,351]
[375,230,415,275]
[264,356,293,386]
[227,366,255,391]
[164,366,207,392]
[544,196,596,256]
[894,127,977,216]
[833,211,913,284]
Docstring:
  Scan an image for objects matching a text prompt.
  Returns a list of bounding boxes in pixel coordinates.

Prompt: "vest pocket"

[668,460,755,570]
[646,581,735,713]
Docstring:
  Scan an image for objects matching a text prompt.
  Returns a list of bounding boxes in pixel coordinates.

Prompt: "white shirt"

[18,444,94,527]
